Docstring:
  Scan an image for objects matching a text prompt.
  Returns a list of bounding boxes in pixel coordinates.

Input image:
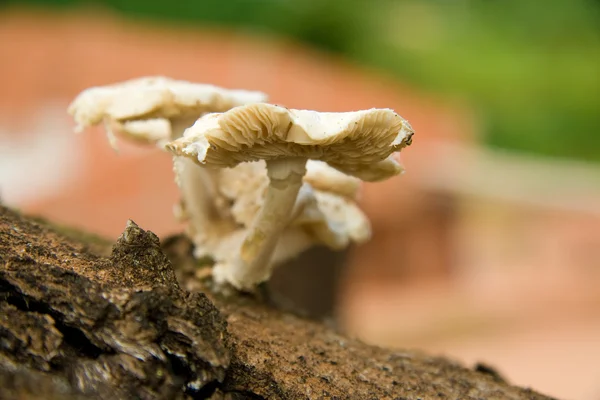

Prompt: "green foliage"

[354,0,600,161]
[4,0,600,161]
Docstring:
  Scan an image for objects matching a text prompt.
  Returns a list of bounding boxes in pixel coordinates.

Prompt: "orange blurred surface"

[1,9,599,400]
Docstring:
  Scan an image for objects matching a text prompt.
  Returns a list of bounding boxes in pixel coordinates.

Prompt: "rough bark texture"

[0,205,556,400]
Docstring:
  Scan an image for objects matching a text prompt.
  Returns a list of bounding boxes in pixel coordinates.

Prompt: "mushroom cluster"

[69,77,413,291]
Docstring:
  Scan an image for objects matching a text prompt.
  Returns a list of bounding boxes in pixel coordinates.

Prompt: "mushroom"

[68,76,269,242]
[166,103,413,290]
[67,77,370,276]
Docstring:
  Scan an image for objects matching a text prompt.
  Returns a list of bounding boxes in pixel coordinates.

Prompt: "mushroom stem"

[175,158,225,227]
[173,118,220,223]
[216,157,308,290]
[172,117,234,256]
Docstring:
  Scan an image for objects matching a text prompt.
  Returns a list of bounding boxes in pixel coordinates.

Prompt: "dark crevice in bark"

[224,390,267,400]
[1,280,105,360]
[193,380,219,399]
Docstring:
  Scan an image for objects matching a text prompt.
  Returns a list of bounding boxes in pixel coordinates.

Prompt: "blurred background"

[1,1,599,398]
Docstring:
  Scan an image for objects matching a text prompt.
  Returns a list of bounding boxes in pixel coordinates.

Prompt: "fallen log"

[0,206,555,399]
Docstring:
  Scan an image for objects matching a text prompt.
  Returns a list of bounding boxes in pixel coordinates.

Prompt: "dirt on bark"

[0,205,557,400]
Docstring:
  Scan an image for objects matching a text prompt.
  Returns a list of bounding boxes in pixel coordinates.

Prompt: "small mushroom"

[167,103,413,290]
[293,190,372,250]
[304,160,361,199]
[217,160,370,249]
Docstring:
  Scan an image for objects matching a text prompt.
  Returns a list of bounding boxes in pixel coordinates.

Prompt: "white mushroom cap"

[167,103,413,182]
[105,118,173,147]
[304,160,361,199]
[217,161,266,227]
[68,76,268,145]
[292,190,371,249]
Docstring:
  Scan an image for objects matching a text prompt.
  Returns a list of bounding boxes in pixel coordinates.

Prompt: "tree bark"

[0,205,556,400]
